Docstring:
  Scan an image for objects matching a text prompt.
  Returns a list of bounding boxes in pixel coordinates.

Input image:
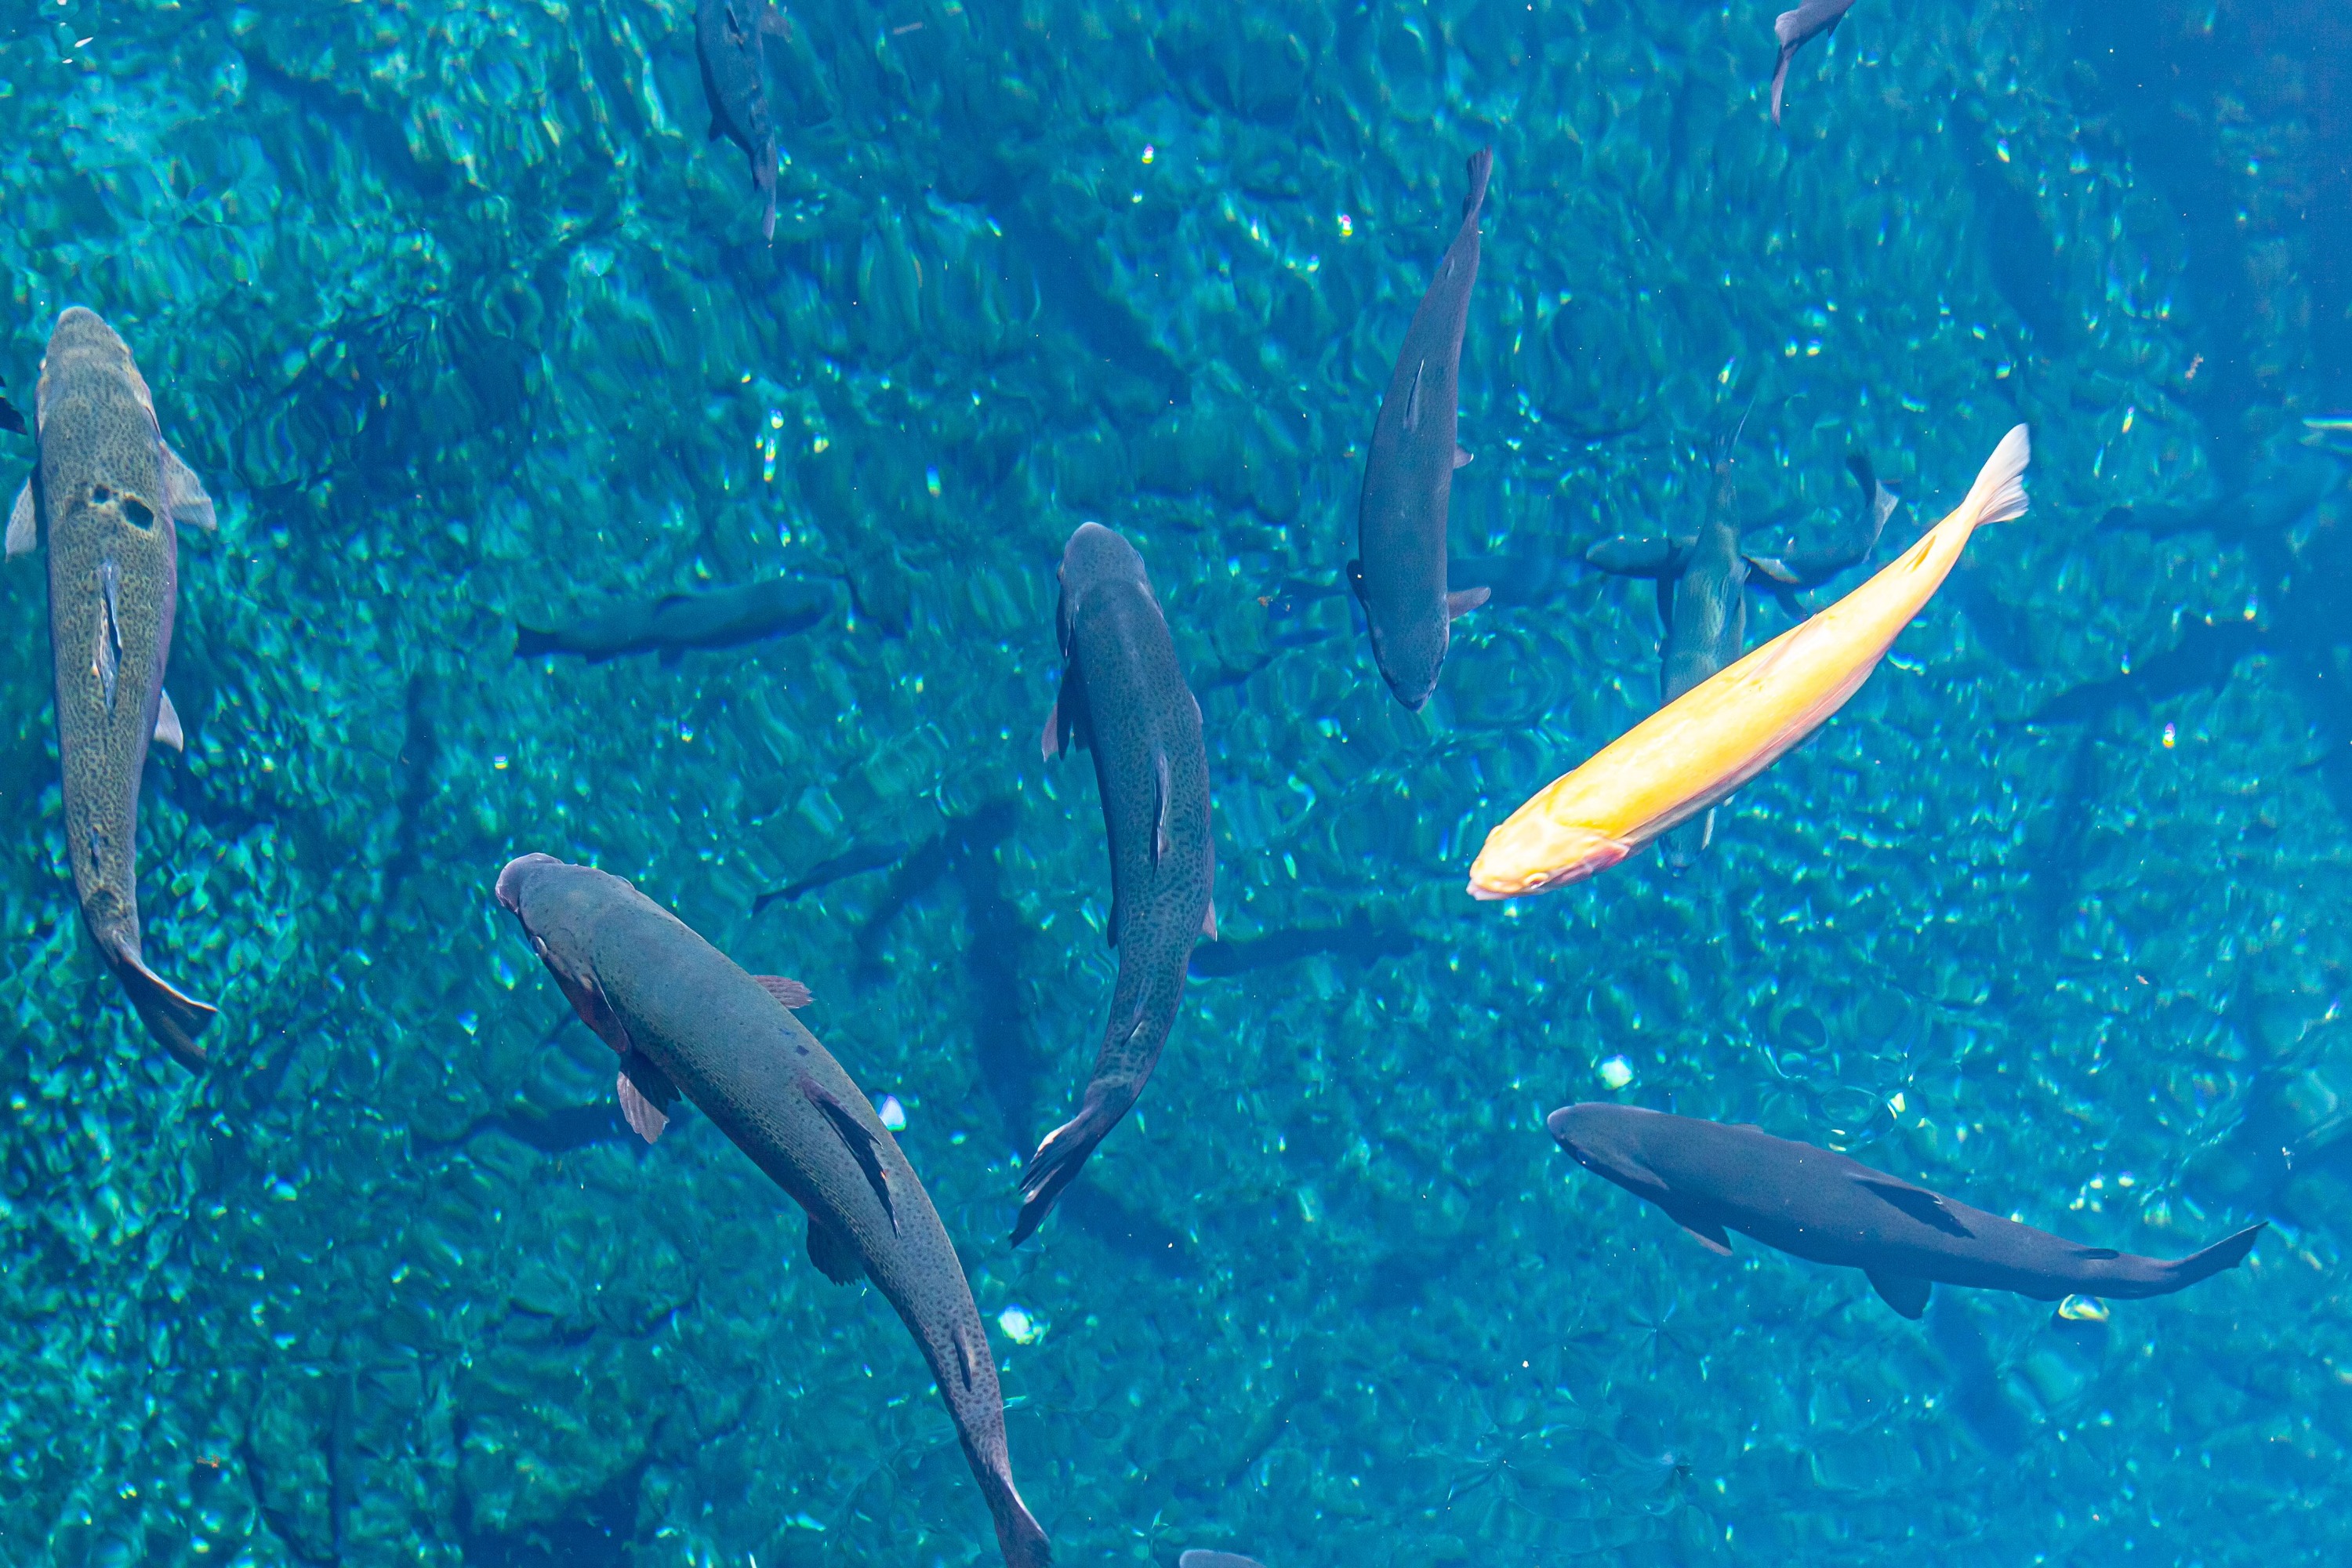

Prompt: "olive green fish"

[495,853,1051,1568]
[8,308,217,1069]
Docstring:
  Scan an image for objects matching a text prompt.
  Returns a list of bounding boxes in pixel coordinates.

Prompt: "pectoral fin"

[7,480,34,557]
[160,443,216,531]
[1200,899,1218,940]
[801,1077,896,1232]
[1856,1176,1974,1238]
[1865,1269,1932,1319]
[1445,585,1490,620]
[616,1051,680,1145]
[154,689,184,752]
[1152,748,1171,868]
[1660,1201,1733,1256]
[1454,445,1474,470]
[804,1214,864,1284]
[754,975,812,1008]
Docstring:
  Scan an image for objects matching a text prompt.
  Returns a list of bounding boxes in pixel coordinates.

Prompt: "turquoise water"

[1,0,2347,1563]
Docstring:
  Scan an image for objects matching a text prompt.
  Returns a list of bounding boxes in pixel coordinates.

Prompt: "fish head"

[1370,617,1446,711]
[1058,521,1150,630]
[42,307,154,416]
[1466,819,1632,899]
[1546,1104,1671,1201]
[495,853,637,1058]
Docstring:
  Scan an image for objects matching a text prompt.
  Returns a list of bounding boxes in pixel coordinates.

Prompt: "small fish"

[2028,619,2263,727]
[1744,453,1901,591]
[2100,452,2344,539]
[1470,426,2030,898]
[1018,524,1215,1247]
[1549,1102,2264,1318]
[1187,910,1413,979]
[0,391,26,436]
[695,0,792,241]
[514,577,833,665]
[753,840,909,914]
[1770,0,1859,125]
[1181,1554,1269,1568]
[9,308,219,1068]
[1352,150,1494,710]
[496,854,1051,1568]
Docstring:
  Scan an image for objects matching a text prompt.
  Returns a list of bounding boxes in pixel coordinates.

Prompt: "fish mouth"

[495,852,561,914]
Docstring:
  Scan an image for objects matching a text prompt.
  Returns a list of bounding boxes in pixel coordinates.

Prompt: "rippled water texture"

[0,0,2346,1563]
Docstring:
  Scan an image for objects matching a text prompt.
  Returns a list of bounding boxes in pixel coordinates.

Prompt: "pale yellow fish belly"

[1468,426,2031,900]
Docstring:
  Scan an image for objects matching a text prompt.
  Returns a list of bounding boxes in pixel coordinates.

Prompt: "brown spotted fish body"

[495,854,1051,1568]
[9,307,216,1069]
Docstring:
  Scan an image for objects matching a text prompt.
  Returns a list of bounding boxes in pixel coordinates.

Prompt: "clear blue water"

[0,0,2346,1563]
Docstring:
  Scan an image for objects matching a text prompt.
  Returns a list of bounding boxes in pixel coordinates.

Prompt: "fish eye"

[122,497,154,528]
[89,484,110,504]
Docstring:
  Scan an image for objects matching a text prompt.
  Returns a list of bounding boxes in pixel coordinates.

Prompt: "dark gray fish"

[1770,0,1858,125]
[495,854,1051,1568]
[2028,619,2263,726]
[1745,454,1900,590]
[0,391,25,436]
[1018,523,1215,1247]
[8,308,218,1069]
[514,577,833,665]
[1584,447,1751,868]
[1351,150,1494,710]
[2100,452,2344,539]
[1187,910,1412,978]
[695,0,790,241]
[1549,1103,2264,1319]
[753,839,909,913]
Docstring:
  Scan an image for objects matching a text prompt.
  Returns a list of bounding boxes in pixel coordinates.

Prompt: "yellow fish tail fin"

[1962,424,2033,528]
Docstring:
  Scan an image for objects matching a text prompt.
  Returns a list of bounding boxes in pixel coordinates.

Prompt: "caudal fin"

[1958,425,2032,529]
[114,950,216,1073]
[2172,1221,2265,1288]
[990,1486,1053,1568]
[1009,1102,1123,1247]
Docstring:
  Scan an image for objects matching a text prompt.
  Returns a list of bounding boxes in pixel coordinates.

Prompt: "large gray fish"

[495,854,1051,1568]
[8,308,218,1069]
[695,0,790,241]
[1549,1103,2264,1319]
[1351,150,1494,711]
[514,577,833,666]
[1018,523,1215,1247]
[1770,0,1859,125]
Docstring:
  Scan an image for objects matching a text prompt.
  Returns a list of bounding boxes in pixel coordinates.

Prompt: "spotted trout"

[495,853,1051,1568]
[1018,523,1215,1247]
[7,308,218,1067]
[1468,425,2029,898]
[1351,149,1494,710]
[696,0,791,241]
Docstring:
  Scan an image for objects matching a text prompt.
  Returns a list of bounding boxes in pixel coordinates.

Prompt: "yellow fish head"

[1468,820,1632,900]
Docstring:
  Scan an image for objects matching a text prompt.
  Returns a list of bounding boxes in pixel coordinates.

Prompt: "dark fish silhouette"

[2100,453,2344,539]
[1549,1102,2264,1318]
[1018,523,1215,1247]
[752,839,909,914]
[1770,0,1858,125]
[1745,454,1900,591]
[1352,150,1494,710]
[7,308,219,1069]
[1187,910,1412,978]
[514,577,833,665]
[0,391,25,436]
[2028,619,2263,726]
[695,0,791,241]
[495,854,1051,1568]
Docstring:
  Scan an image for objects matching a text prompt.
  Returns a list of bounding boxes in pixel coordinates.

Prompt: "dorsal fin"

[754,975,811,1008]
[1855,1176,1973,1238]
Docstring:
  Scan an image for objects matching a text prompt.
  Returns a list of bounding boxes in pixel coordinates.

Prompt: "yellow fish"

[1468,425,2031,900]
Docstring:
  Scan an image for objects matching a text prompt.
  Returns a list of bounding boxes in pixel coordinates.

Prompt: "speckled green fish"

[495,853,1052,1568]
[8,307,217,1069]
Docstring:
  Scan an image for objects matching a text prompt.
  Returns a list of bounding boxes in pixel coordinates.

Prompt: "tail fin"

[1958,425,2032,528]
[2172,1221,2265,1287]
[514,623,557,659]
[1010,1098,1126,1247]
[1461,147,1494,223]
[990,1484,1053,1568]
[114,950,216,1073]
